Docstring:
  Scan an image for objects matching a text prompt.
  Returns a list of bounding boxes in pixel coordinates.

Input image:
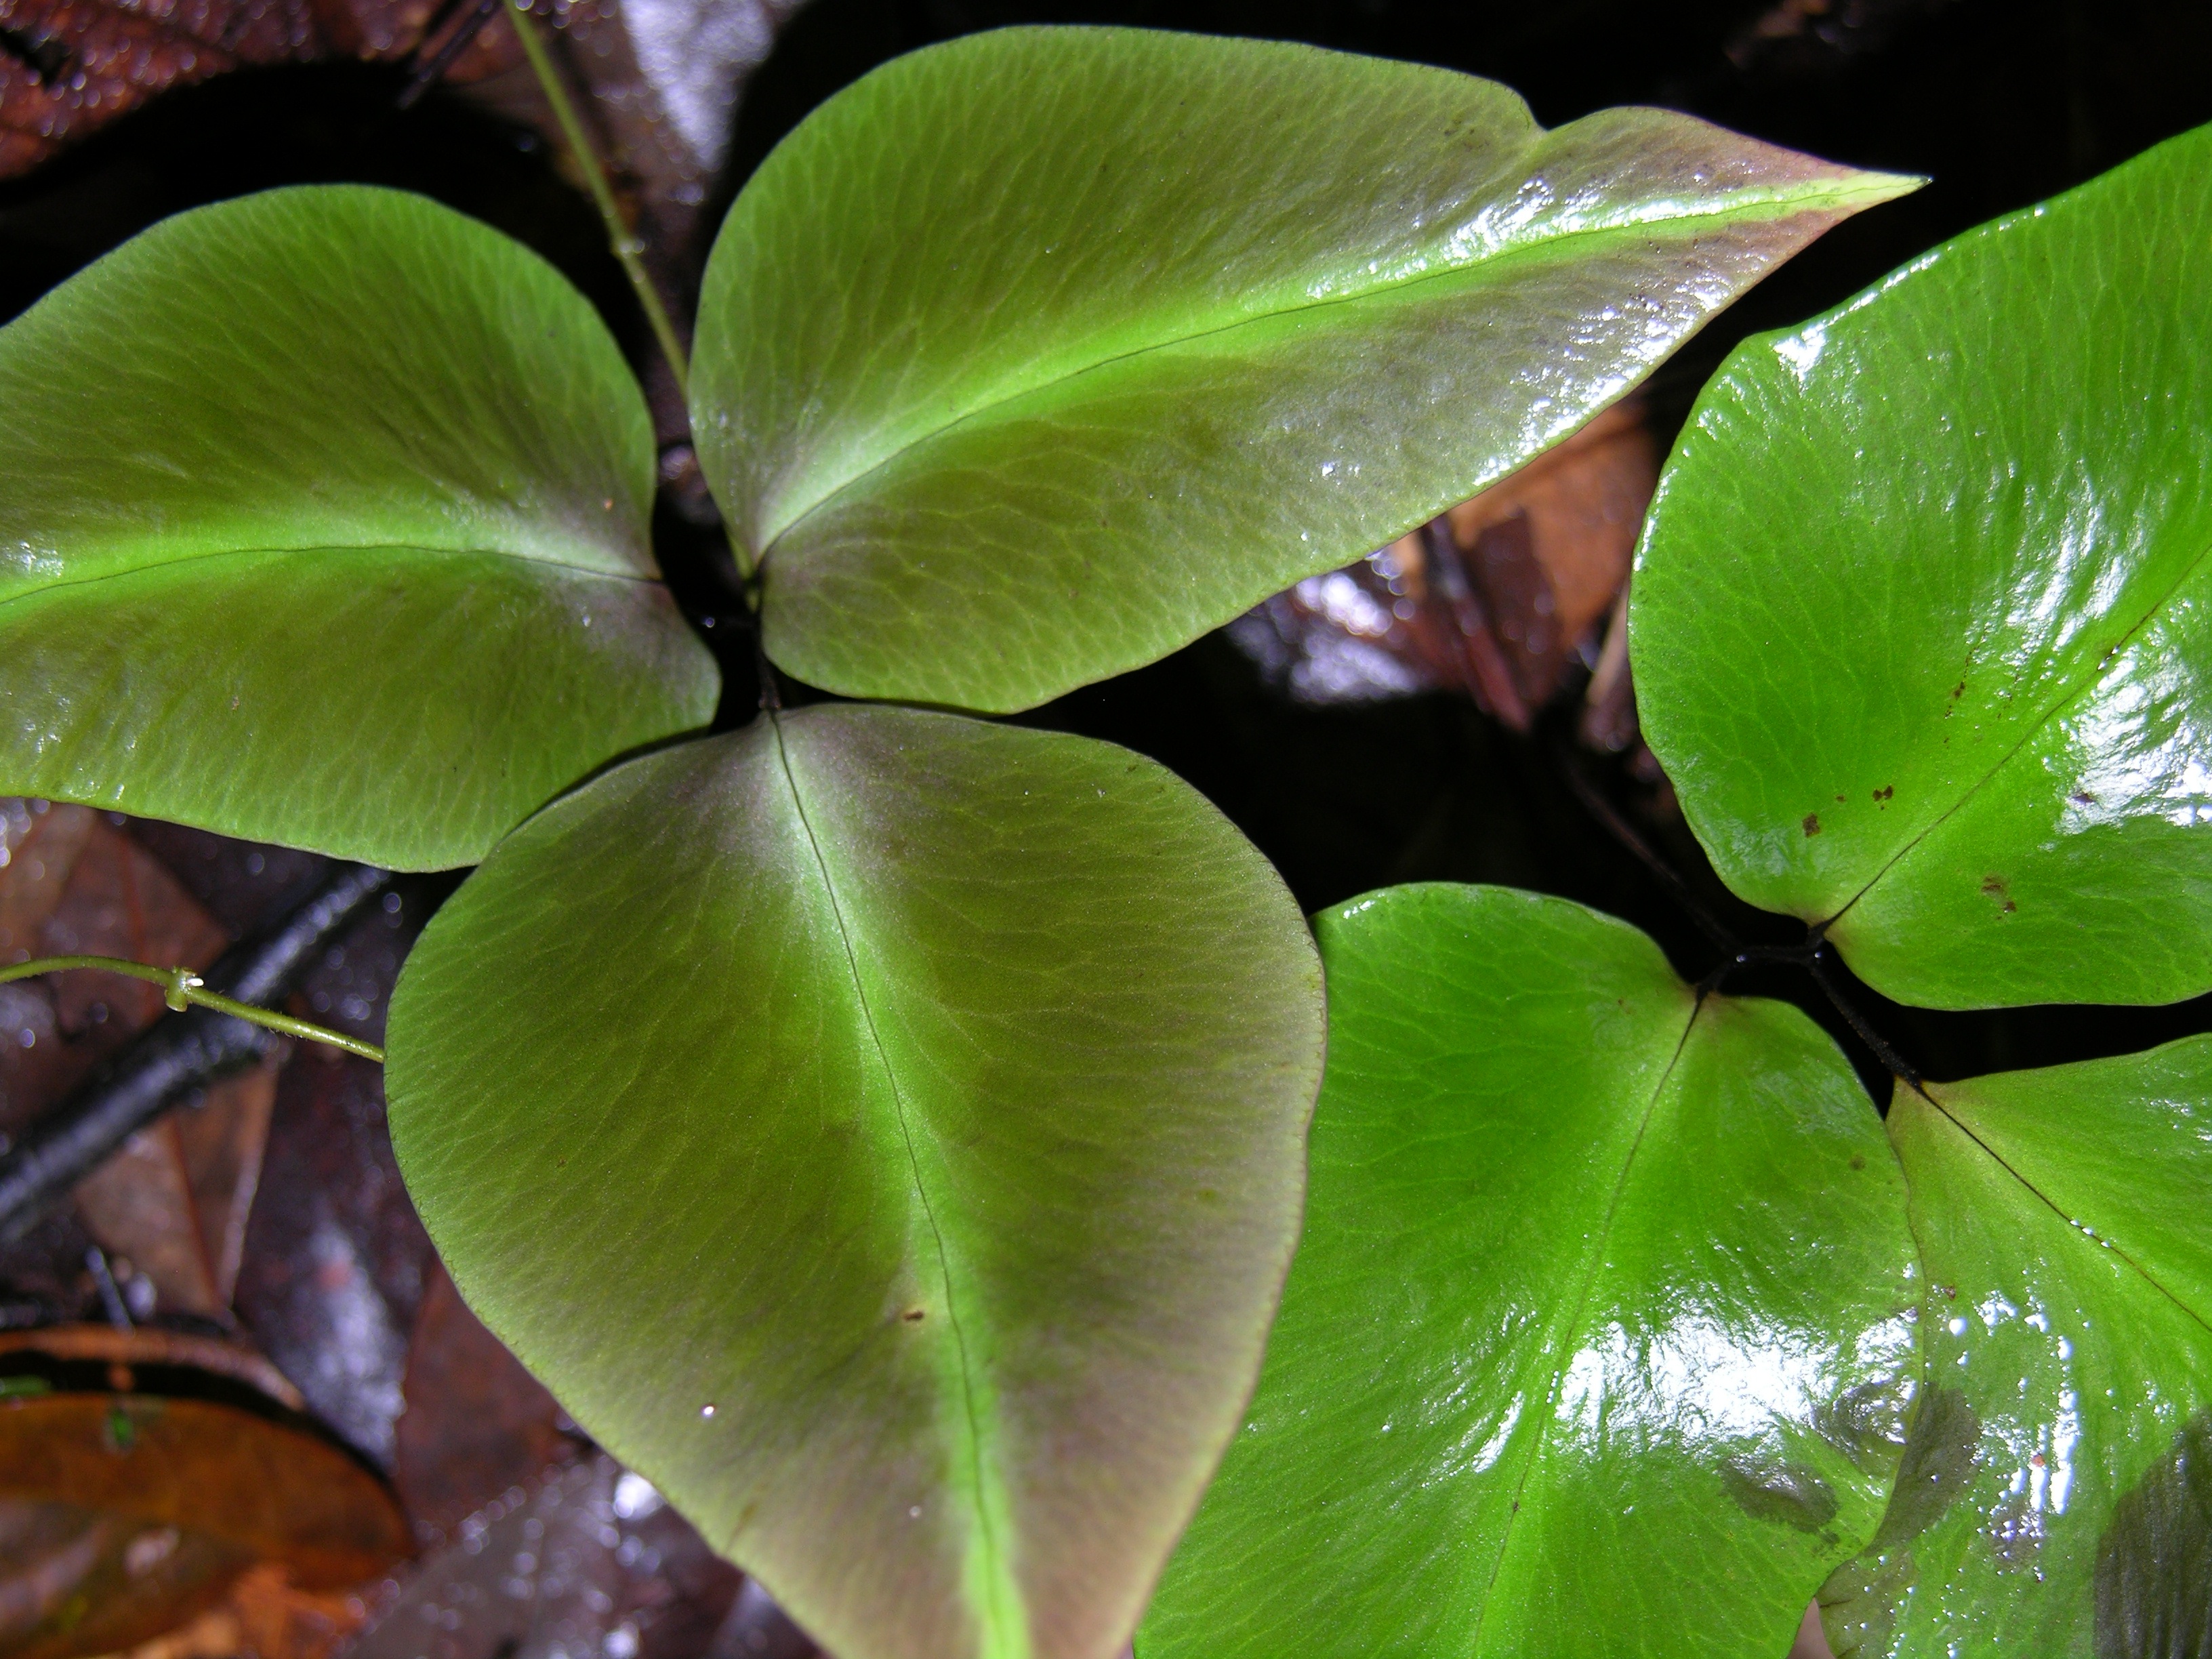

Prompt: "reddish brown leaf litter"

[0,0,519,178]
[394,1262,580,1541]
[1229,401,1659,733]
[0,1323,305,1406]
[0,1391,411,1658]
[0,804,283,1325]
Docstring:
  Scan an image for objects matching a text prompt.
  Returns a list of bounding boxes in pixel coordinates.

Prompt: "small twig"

[0,864,391,1245]
[0,956,383,1062]
[396,0,504,110]
[506,0,691,402]
[85,1248,129,1330]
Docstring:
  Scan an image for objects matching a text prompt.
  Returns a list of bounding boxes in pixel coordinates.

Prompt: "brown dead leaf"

[394,1261,577,1540]
[0,1392,408,1659]
[0,1393,409,1577]
[0,1324,305,1409]
[94,1561,369,1659]
[0,1496,253,1659]
[233,1048,435,1469]
[39,815,229,1037]
[0,813,283,1320]
[72,1063,281,1319]
[1229,401,1659,729]
[0,0,519,179]
[0,801,99,1147]
[1445,400,1656,653]
[0,800,95,966]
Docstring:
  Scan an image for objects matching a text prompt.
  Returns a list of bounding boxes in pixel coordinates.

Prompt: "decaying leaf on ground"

[0,1391,410,1659]
[89,1561,375,1659]
[352,1452,818,1659]
[1229,401,1658,729]
[0,802,283,1324]
[393,1261,579,1540]
[0,0,519,178]
[0,1324,304,1406]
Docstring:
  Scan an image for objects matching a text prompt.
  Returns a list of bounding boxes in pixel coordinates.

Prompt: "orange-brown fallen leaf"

[0,1324,304,1409]
[94,1562,370,1659]
[0,1392,408,1658]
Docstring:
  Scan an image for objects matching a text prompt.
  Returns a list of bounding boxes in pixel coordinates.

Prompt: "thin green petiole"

[506,0,691,402]
[0,956,386,1063]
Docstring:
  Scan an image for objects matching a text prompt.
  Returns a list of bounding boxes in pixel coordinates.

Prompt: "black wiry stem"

[1806,945,1926,1094]
[396,0,503,109]
[1552,741,1925,1091]
[1552,745,1738,954]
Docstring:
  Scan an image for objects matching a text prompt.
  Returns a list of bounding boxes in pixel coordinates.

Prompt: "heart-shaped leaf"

[1631,121,2212,1008]
[0,186,717,869]
[1829,1040,2212,1656]
[384,705,1326,1659]
[692,26,1917,714]
[1142,883,1917,1659]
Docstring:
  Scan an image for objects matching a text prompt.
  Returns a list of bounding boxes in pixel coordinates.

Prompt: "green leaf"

[1834,1042,2212,1656]
[1631,122,2212,1008]
[0,186,717,869]
[693,26,1917,714]
[384,705,1326,1659]
[1142,883,1917,1659]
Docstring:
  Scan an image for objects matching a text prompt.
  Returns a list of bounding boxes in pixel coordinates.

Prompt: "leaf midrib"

[0,539,663,612]
[1917,1092,2212,1343]
[768,713,1010,1646]
[1828,528,2212,932]
[1467,996,1700,1652]
[757,176,1891,563]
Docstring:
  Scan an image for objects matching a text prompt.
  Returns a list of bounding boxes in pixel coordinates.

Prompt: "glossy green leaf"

[1631,123,2212,1008]
[693,26,1916,714]
[0,186,717,869]
[1142,883,1917,1659]
[384,705,1325,1659]
[1830,1042,2212,1656]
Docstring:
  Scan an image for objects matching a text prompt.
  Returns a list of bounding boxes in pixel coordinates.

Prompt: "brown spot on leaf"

[1980,875,2017,914]
[901,1307,926,1324]
[1804,814,1822,836]
[1874,785,1894,802]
